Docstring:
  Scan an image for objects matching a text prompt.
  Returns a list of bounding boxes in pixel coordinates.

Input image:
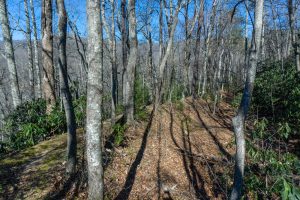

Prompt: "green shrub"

[246,146,300,198]
[2,100,47,151]
[112,123,128,146]
[281,178,300,200]
[245,128,300,199]
[176,100,184,112]
[73,96,86,127]
[134,75,150,121]
[231,92,242,108]
[116,104,124,116]
[252,59,300,138]
[0,96,88,155]
[170,84,184,102]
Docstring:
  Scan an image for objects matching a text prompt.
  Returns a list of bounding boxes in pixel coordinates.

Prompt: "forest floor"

[0,97,236,200]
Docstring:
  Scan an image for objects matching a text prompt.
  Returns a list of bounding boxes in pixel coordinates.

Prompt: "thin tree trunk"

[124,0,138,123]
[288,0,300,71]
[230,0,264,199]
[148,31,154,102]
[201,0,218,96]
[111,0,117,125]
[213,46,224,115]
[102,0,117,126]
[155,0,182,108]
[0,0,21,108]
[183,2,190,98]
[24,0,35,100]
[86,0,103,199]
[56,0,77,175]
[42,0,56,112]
[270,0,281,61]
[159,0,163,63]
[30,0,41,98]
[192,0,204,98]
[121,0,128,105]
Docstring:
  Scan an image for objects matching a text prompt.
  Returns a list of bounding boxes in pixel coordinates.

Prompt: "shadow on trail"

[190,101,232,161]
[114,108,155,200]
[169,106,210,200]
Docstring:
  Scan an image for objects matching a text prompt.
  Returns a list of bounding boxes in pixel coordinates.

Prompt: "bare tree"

[120,0,128,105]
[192,0,204,98]
[24,0,35,100]
[124,0,138,123]
[42,0,56,111]
[230,0,264,199]
[201,0,218,96]
[56,0,77,175]
[102,0,118,125]
[30,0,41,98]
[0,0,21,108]
[155,0,183,107]
[288,0,300,71]
[182,0,198,98]
[86,0,104,199]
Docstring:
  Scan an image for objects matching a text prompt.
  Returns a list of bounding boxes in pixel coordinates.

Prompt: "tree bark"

[102,0,117,125]
[24,0,35,100]
[155,0,182,107]
[288,0,300,71]
[86,0,104,199]
[121,0,128,105]
[56,0,77,175]
[230,0,264,199]
[201,0,218,96]
[0,0,21,108]
[124,0,138,123]
[192,0,204,98]
[42,0,56,111]
[30,0,42,98]
[183,0,198,98]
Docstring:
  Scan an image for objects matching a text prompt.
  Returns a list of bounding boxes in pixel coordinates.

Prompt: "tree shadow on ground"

[0,143,66,200]
[43,138,87,200]
[190,101,232,161]
[169,106,210,200]
[114,107,155,200]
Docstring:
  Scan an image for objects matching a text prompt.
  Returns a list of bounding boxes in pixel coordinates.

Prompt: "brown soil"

[105,98,235,200]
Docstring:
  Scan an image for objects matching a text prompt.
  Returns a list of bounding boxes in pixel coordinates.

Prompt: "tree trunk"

[148,31,154,102]
[192,0,204,98]
[86,0,104,199]
[102,0,117,126]
[42,0,56,112]
[155,0,182,108]
[56,0,77,175]
[30,0,41,98]
[121,0,128,105]
[201,0,217,96]
[124,0,138,123]
[213,45,224,115]
[183,2,190,98]
[24,0,35,100]
[270,0,281,61]
[288,0,300,71]
[111,0,117,126]
[230,0,264,199]
[0,0,21,108]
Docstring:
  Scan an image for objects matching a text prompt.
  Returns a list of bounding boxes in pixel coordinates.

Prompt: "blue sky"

[4,0,284,42]
[7,0,87,40]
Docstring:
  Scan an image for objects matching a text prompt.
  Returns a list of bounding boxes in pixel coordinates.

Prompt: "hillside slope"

[0,98,235,200]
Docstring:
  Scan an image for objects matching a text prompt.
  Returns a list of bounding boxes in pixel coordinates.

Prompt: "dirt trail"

[106,98,235,199]
[0,98,235,200]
